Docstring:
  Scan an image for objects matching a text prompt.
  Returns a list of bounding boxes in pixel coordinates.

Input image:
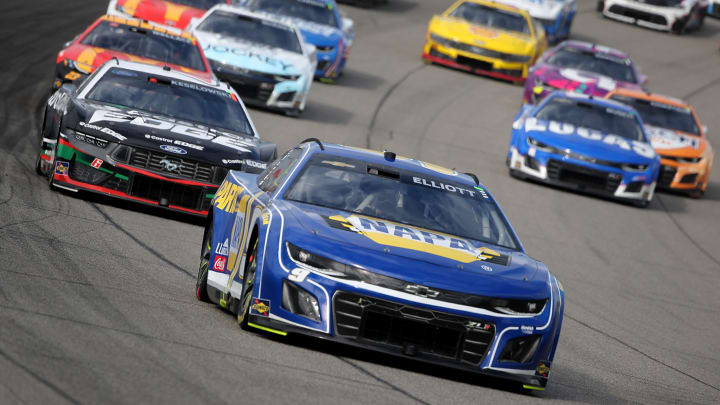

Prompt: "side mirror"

[638,73,648,87]
[186,17,199,32]
[341,17,354,37]
[305,43,317,65]
[702,124,709,135]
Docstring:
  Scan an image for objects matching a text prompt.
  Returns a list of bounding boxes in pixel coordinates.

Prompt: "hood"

[533,65,641,97]
[645,125,706,157]
[61,44,212,81]
[497,0,566,19]
[195,31,306,76]
[430,15,533,54]
[280,201,550,300]
[520,117,656,163]
[118,0,204,30]
[66,101,265,164]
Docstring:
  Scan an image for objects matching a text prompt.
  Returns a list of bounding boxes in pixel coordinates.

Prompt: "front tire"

[196,224,212,302]
[596,1,604,12]
[237,237,259,330]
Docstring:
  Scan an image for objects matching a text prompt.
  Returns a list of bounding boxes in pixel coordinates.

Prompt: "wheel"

[596,1,604,12]
[285,107,301,118]
[633,199,650,208]
[237,237,259,330]
[196,223,212,302]
[688,188,704,199]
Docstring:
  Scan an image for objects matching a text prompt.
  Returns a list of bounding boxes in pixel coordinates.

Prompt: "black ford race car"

[36,59,276,216]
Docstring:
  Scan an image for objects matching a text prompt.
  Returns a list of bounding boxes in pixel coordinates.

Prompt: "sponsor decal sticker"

[466,321,492,331]
[250,298,270,317]
[215,238,229,256]
[55,161,69,175]
[160,144,187,155]
[536,362,550,378]
[244,159,267,170]
[481,264,493,272]
[91,158,103,169]
[521,325,534,334]
[213,255,227,272]
[78,121,126,141]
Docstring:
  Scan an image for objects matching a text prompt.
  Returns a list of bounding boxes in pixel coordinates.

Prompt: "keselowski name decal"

[325,214,505,265]
[523,117,656,158]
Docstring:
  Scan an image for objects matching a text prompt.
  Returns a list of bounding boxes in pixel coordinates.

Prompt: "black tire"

[633,199,650,208]
[196,224,212,302]
[688,188,704,199]
[596,1,604,12]
[47,142,60,190]
[237,236,259,330]
[285,107,301,118]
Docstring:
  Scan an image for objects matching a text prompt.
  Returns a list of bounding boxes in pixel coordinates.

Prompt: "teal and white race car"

[190,5,317,116]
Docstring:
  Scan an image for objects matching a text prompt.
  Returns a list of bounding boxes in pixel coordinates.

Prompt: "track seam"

[0,347,83,405]
[366,64,426,148]
[655,195,720,268]
[336,357,433,405]
[566,315,720,393]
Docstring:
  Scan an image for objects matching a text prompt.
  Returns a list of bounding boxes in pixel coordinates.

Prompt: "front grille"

[525,155,540,170]
[658,165,676,187]
[441,38,525,62]
[216,71,275,103]
[334,292,495,365]
[69,161,112,185]
[129,175,203,210]
[608,5,668,25]
[547,160,621,193]
[105,176,129,192]
[456,55,493,71]
[317,60,331,71]
[129,148,215,183]
[625,181,644,193]
[277,91,296,102]
[680,173,698,184]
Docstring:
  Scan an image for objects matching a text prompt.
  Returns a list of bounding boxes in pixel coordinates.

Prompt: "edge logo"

[160,145,187,155]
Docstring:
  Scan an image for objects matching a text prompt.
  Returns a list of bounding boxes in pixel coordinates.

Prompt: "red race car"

[107,0,232,30]
[54,15,213,90]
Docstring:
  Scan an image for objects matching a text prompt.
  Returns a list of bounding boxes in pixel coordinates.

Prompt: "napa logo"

[324,214,503,264]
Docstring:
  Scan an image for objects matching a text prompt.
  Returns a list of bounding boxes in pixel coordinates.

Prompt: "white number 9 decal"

[289,268,310,282]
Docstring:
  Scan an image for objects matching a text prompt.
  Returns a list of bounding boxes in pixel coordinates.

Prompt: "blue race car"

[507,91,660,207]
[196,139,565,391]
[241,0,355,81]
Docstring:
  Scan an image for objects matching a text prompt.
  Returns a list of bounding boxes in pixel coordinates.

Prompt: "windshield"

[170,0,226,10]
[81,21,206,71]
[197,11,302,54]
[547,47,636,83]
[285,156,519,250]
[610,95,699,136]
[536,97,644,141]
[450,2,530,35]
[246,0,338,27]
[86,68,254,135]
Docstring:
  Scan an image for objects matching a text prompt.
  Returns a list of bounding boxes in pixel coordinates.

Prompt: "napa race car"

[495,0,576,43]
[523,40,646,104]
[607,89,714,198]
[54,15,213,91]
[195,140,565,391]
[597,0,706,33]
[508,91,660,207]
[240,0,355,81]
[37,59,276,216]
[422,0,547,83]
[190,5,316,116]
[107,0,232,30]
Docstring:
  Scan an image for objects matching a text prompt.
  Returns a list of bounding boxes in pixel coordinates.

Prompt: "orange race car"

[54,15,213,90]
[607,89,714,198]
[107,0,232,30]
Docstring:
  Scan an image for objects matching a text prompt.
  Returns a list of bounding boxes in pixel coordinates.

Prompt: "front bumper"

[315,46,347,80]
[422,40,529,82]
[508,146,656,203]
[601,0,691,31]
[657,158,710,192]
[49,135,225,216]
[213,66,307,112]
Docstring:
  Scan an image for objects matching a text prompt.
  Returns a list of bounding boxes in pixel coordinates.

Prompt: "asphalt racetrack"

[1,0,720,403]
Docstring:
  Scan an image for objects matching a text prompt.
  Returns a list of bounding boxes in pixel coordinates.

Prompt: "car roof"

[545,90,638,113]
[607,88,690,109]
[448,0,530,17]
[304,143,485,189]
[100,15,194,41]
[207,4,300,32]
[559,40,629,60]
[98,59,223,88]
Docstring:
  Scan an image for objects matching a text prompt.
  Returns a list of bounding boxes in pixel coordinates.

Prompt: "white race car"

[190,5,317,116]
[495,0,577,43]
[597,0,707,33]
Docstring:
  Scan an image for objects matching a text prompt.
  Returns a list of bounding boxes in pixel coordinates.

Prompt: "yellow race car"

[422,0,546,83]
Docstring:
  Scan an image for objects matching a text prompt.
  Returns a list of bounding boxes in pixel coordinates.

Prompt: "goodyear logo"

[325,215,503,264]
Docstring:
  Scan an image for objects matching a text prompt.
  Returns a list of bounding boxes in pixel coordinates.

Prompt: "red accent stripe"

[116,164,216,187]
[53,174,208,216]
[421,52,525,83]
[40,154,52,161]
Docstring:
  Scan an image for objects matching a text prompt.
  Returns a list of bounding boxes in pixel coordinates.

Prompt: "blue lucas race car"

[241,0,355,81]
[507,91,660,207]
[195,139,565,391]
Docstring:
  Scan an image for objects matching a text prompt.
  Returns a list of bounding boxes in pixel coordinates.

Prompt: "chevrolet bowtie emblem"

[404,284,440,298]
